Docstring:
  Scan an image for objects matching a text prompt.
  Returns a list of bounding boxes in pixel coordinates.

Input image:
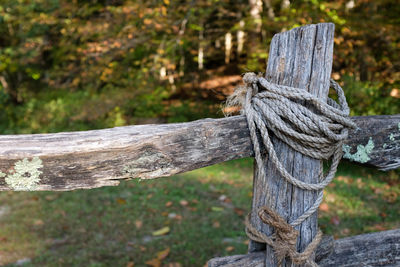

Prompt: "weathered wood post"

[248,23,335,266]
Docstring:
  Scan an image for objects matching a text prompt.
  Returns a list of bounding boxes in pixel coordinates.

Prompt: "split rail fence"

[0,23,399,266]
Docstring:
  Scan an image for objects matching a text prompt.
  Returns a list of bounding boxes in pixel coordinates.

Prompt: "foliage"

[0,0,399,133]
[0,2,398,265]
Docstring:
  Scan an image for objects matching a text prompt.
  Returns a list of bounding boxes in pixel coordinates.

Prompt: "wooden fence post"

[248,23,335,266]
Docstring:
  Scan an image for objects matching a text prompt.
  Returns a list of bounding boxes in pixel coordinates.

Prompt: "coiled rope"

[226,73,356,266]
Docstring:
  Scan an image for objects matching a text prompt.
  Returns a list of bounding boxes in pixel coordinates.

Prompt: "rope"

[245,208,323,267]
[226,73,356,266]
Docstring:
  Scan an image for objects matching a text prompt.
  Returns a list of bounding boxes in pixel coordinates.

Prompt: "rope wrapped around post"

[226,73,356,266]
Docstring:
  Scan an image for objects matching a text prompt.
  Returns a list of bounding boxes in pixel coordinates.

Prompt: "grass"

[0,158,398,267]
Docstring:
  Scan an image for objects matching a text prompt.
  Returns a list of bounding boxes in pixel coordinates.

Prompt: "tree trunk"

[263,0,275,19]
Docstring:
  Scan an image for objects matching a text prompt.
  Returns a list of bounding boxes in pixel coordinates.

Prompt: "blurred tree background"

[0,0,399,134]
[0,1,399,266]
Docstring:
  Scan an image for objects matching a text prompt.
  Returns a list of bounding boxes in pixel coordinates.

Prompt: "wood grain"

[0,114,398,191]
[248,23,334,267]
[208,228,400,267]
[0,118,250,191]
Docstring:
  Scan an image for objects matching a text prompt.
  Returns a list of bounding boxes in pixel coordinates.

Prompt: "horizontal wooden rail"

[0,114,399,191]
[208,228,400,267]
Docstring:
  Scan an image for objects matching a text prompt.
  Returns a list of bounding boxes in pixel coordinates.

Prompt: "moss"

[342,137,374,164]
[1,157,43,191]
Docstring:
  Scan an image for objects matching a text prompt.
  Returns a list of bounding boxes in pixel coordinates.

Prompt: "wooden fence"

[0,23,399,266]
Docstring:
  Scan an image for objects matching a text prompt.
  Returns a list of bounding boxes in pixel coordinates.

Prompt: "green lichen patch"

[123,148,175,179]
[1,157,43,191]
[342,137,374,163]
[389,133,395,141]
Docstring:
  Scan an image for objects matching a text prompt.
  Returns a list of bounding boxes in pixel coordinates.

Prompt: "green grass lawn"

[0,158,398,267]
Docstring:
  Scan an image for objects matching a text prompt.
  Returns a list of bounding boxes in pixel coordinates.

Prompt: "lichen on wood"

[123,147,177,179]
[0,114,398,191]
[343,137,374,163]
[0,157,43,191]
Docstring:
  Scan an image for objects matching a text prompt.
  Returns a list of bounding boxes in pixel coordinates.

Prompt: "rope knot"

[258,207,299,264]
[242,72,259,85]
[246,207,322,267]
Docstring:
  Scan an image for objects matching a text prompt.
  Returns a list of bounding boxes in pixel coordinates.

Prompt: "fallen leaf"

[212,221,220,228]
[384,191,397,203]
[116,198,127,205]
[319,203,329,212]
[179,200,188,206]
[373,187,383,195]
[152,226,170,236]
[234,208,244,216]
[45,194,57,201]
[165,201,173,207]
[126,261,134,267]
[145,258,161,267]
[330,216,340,226]
[211,206,223,212]
[156,247,170,260]
[372,224,387,231]
[340,228,350,235]
[219,195,231,203]
[135,220,143,229]
[225,246,234,252]
[33,219,44,226]
[168,213,180,219]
